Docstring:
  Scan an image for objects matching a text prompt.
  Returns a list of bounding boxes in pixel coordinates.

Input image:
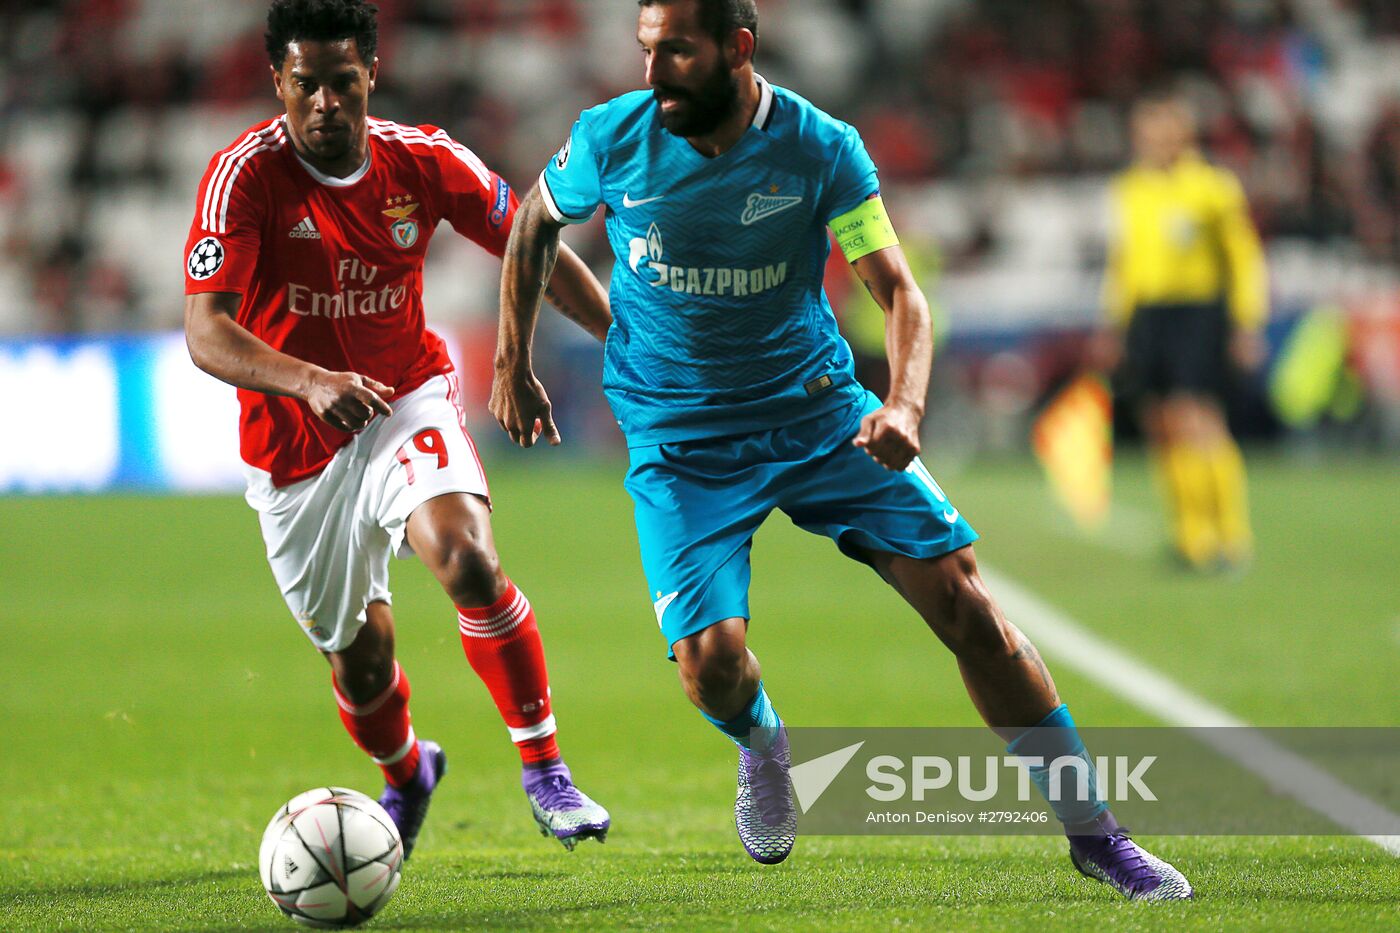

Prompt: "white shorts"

[244,373,489,652]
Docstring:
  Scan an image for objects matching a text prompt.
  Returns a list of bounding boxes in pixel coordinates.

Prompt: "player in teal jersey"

[491,0,1191,899]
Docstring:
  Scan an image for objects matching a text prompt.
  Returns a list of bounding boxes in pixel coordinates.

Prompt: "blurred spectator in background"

[2,0,1400,458]
[2,0,1399,339]
[1099,92,1266,571]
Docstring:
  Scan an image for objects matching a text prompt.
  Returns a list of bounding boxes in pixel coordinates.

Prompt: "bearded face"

[652,55,741,138]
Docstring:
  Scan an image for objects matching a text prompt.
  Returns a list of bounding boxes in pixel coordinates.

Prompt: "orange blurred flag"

[1032,374,1113,531]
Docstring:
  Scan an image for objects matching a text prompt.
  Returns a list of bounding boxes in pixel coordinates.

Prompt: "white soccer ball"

[259,787,404,929]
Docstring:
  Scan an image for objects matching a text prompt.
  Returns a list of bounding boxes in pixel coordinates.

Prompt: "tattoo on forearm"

[544,285,585,328]
[500,193,563,346]
[506,209,558,286]
[1010,636,1054,693]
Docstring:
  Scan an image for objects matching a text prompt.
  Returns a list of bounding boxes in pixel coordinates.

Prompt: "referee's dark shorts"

[1119,300,1229,402]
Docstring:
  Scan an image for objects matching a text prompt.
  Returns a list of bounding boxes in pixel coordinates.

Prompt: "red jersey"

[184,116,518,487]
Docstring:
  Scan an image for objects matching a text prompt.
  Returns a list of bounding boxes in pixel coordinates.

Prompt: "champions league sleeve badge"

[187,236,225,280]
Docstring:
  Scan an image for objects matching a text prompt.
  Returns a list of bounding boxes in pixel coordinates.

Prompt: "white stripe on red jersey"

[203,120,287,234]
[202,128,265,231]
[369,118,492,190]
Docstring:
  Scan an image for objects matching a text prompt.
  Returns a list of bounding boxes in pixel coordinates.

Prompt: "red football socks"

[457,580,561,764]
[333,661,421,788]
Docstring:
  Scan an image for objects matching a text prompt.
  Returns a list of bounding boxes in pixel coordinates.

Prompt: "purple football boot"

[1068,811,1193,900]
[735,727,797,864]
[522,761,610,850]
[377,739,446,860]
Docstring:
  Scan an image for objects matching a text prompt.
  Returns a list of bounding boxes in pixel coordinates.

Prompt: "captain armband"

[830,196,900,263]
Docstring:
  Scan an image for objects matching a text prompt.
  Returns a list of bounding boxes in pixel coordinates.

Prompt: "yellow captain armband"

[831,196,900,263]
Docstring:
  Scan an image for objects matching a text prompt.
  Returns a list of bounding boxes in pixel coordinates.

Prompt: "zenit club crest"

[383,197,421,249]
[741,191,803,226]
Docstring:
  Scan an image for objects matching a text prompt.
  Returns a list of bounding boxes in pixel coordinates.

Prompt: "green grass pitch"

[2,452,1397,931]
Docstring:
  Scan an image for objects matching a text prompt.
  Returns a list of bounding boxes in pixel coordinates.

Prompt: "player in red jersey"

[183,0,611,856]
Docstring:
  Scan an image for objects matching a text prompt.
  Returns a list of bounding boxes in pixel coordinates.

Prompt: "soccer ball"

[259,787,403,928]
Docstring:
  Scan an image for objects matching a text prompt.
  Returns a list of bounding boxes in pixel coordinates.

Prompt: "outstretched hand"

[853,402,922,471]
[304,371,394,433]
[489,366,561,448]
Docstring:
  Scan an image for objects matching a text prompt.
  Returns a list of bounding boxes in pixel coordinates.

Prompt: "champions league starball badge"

[187,236,225,279]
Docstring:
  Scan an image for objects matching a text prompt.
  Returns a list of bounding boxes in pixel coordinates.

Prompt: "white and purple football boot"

[523,761,611,850]
[735,727,797,864]
[377,739,447,860]
[1068,811,1194,900]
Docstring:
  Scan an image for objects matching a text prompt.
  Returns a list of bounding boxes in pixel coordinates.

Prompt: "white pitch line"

[981,566,1400,856]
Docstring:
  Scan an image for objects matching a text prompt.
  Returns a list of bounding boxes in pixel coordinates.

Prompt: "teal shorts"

[624,392,979,657]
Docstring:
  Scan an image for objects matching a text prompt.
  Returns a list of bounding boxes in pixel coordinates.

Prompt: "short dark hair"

[265,0,380,69]
[639,0,759,47]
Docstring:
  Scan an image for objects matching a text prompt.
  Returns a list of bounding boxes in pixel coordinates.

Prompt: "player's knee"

[435,534,504,607]
[925,559,1013,660]
[675,625,749,707]
[952,585,1013,660]
[331,651,395,705]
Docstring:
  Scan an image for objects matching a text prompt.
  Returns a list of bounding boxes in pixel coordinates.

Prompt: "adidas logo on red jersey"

[289,217,322,240]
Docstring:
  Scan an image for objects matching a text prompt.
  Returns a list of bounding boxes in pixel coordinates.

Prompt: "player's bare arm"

[850,244,933,471]
[543,244,611,342]
[491,185,566,448]
[184,291,393,433]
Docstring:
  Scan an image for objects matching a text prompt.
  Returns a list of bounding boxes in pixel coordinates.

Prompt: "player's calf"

[876,547,1060,730]
[674,619,762,722]
[675,625,795,863]
[456,579,560,763]
[327,608,426,789]
[332,660,422,789]
[909,551,1017,661]
[327,607,397,703]
[455,578,612,848]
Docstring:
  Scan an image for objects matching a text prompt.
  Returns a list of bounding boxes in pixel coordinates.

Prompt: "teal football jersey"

[540,76,880,445]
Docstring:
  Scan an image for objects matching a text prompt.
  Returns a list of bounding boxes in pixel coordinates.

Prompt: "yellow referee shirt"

[1104,152,1267,330]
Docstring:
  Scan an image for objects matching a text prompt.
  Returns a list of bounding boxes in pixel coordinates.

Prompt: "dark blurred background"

[2,0,1398,491]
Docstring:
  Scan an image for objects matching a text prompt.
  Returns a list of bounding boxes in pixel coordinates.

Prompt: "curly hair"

[638,0,759,46]
[265,0,380,69]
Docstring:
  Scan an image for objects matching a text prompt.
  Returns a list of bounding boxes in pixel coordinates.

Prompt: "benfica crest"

[383,199,421,249]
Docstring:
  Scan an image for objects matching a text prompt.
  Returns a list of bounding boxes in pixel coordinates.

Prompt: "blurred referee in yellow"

[1100,92,1268,572]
